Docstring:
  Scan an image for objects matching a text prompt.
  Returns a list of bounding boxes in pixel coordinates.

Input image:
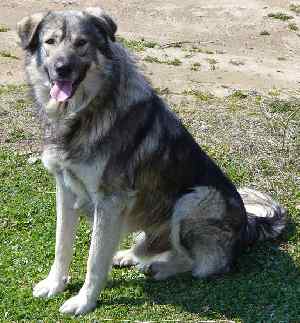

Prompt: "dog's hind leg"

[141,187,243,280]
[113,227,173,269]
[138,251,193,280]
[172,187,242,279]
[33,173,79,298]
[131,231,193,280]
[135,226,193,280]
[113,231,155,267]
[113,248,139,267]
[112,225,140,267]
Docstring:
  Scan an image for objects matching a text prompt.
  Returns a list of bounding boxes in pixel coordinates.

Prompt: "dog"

[17,7,286,315]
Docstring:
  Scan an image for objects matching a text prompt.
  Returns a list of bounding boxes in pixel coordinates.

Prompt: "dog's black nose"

[54,58,72,77]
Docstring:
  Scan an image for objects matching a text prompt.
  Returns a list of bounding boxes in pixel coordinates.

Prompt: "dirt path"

[0,0,299,96]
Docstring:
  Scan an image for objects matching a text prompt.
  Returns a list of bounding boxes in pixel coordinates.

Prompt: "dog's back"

[18,7,286,315]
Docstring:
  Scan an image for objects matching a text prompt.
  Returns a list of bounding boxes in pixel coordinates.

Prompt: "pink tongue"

[50,81,73,102]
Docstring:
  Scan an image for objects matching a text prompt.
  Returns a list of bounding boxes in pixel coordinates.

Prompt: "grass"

[229,59,245,66]
[267,12,294,21]
[5,128,33,143]
[144,55,182,66]
[0,50,19,60]
[154,87,171,95]
[191,47,215,54]
[0,84,41,154]
[269,98,298,113]
[190,62,201,71]
[288,22,299,31]
[183,89,215,101]
[1,84,300,322]
[0,84,28,96]
[116,36,158,52]
[290,4,300,14]
[229,90,248,100]
[206,58,218,70]
[260,30,270,36]
[0,24,9,32]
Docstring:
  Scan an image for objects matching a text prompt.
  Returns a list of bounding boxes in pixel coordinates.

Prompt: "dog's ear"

[85,7,117,42]
[17,13,45,50]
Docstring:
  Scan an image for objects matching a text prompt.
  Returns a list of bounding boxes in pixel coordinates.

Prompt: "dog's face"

[18,8,117,105]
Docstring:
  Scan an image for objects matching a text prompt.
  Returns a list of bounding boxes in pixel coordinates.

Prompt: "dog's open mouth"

[50,80,74,102]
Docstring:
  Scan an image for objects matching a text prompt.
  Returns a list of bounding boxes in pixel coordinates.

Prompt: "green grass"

[190,47,215,54]
[288,22,299,31]
[116,36,158,52]
[1,146,299,322]
[229,59,245,66]
[290,4,300,14]
[183,89,215,101]
[190,62,201,71]
[6,128,33,143]
[206,58,218,65]
[0,50,19,60]
[144,55,182,66]
[0,24,9,32]
[229,90,248,100]
[267,12,294,21]
[1,86,299,322]
[269,99,297,113]
[143,55,161,63]
[154,87,171,95]
[0,84,28,96]
[260,30,270,36]
[206,58,218,70]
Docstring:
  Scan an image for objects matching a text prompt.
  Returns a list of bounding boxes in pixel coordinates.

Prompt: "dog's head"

[17,8,117,107]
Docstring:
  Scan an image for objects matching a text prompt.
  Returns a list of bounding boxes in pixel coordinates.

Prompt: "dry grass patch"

[0,51,19,59]
[268,12,294,21]
[144,55,182,66]
[290,3,300,14]
[288,22,299,31]
[0,85,41,154]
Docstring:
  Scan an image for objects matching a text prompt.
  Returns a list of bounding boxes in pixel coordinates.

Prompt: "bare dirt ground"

[0,0,300,97]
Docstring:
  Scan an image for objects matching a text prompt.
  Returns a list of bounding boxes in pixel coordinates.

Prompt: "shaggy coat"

[17,7,286,315]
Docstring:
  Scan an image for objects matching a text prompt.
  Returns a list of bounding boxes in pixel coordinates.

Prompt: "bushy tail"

[238,188,287,245]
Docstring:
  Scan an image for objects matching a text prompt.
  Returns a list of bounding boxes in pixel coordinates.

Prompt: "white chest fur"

[42,147,107,209]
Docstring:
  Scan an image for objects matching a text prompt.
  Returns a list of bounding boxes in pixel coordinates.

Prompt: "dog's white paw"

[59,292,96,315]
[112,249,138,267]
[33,276,68,298]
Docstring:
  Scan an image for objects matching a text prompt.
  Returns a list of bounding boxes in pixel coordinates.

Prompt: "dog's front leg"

[33,173,79,298]
[60,200,123,315]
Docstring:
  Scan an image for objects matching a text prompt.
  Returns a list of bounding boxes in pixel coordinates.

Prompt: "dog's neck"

[40,43,154,161]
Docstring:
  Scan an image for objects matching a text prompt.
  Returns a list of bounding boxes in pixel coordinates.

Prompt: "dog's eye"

[45,38,55,45]
[75,39,88,47]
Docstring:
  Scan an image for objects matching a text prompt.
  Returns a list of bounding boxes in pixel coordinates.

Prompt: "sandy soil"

[0,0,299,96]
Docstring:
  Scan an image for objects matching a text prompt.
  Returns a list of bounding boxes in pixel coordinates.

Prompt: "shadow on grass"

[68,219,299,321]
[54,218,299,322]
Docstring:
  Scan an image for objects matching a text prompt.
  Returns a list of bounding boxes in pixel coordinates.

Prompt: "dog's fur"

[17,8,286,315]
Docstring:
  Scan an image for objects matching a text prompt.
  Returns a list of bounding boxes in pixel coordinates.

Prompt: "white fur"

[238,187,286,219]
[60,200,124,315]
[38,146,137,314]
[33,172,79,298]
[113,249,139,267]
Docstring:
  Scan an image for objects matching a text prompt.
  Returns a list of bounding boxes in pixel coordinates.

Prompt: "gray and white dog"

[17,7,286,315]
